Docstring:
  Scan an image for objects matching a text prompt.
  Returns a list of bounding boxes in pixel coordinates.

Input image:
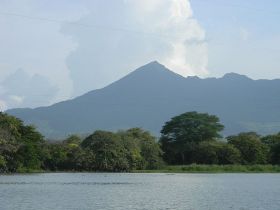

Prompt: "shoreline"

[134,164,280,173]
[2,164,280,174]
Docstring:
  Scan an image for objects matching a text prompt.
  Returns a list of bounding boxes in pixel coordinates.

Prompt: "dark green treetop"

[160,112,224,164]
[161,112,224,143]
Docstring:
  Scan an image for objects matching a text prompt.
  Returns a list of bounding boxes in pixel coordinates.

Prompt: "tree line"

[0,112,279,173]
[160,112,280,165]
[0,112,162,172]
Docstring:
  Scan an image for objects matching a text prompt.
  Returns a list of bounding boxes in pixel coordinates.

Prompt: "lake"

[0,173,279,210]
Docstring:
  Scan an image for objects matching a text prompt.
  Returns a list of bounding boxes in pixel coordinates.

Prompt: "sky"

[0,0,279,110]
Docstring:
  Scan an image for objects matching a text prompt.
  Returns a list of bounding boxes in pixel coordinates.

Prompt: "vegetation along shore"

[0,111,280,173]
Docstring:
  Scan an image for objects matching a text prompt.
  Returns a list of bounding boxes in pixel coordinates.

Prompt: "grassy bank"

[2,165,280,174]
[134,164,280,173]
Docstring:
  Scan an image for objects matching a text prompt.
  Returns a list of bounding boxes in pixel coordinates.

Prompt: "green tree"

[194,141,220,164]
[43,143,68,171]
[262,133,280,164]
[217,143,241,164]
[195,141,241,164]
[81,131,129,171]
[0,112,44,172]
[270,143,280,165]
[0,135,19,172]
[121,128,163,169]
[117,130,143,170]
[160,112,224,164]
[43,140,95,171]
[228,132,268,164]
[17,125,44,170]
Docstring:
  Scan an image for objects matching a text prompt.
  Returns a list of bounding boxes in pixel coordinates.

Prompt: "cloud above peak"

[0,0,208,109]
[63,0,208,95]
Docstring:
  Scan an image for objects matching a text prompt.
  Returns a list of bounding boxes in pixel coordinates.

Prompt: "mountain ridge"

[6,61,280,138]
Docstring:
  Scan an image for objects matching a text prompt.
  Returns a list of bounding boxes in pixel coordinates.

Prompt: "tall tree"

[160,112,224,164]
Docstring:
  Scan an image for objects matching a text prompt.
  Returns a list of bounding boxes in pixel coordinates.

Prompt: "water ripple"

[0,181,136,185]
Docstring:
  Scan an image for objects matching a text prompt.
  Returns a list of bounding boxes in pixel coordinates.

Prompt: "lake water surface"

[0,173,279,210]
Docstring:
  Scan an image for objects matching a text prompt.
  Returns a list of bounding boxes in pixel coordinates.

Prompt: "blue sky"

[0,0,279,110]
[191,0,280,78]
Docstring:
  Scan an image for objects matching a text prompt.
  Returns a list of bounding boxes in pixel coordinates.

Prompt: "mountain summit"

[105,61,185,89]
[7,62,280,138]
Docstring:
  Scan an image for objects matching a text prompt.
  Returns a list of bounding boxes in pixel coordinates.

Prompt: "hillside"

[7,61,280,138]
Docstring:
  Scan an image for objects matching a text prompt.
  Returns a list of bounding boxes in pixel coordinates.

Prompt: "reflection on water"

[0,173,280,210]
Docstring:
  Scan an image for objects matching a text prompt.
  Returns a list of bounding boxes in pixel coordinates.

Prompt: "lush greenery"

[0,113,44,172]
[0,111,280,173]
[0,112,163,172]
[159,112,280,166]
[160,112,224,164]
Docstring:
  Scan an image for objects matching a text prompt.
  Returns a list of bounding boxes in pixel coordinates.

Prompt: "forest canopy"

[0,112,279,173]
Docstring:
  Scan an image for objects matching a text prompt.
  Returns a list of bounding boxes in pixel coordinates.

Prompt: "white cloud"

[0,100,7,111]
[63,0,208,95]
[127,0,208,76]
[0,0,86,107]
[0,86,8,111]
[0,0,208,107]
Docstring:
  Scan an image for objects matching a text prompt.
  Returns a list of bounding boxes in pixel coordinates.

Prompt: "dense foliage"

[261,133,280,164]
[0,113,163,172]
[42,129,163,172]
[160,112,279,166]
[0,111,280,173]
[0,112,44,172]
[160,112,224,164]
[227,132,268,164]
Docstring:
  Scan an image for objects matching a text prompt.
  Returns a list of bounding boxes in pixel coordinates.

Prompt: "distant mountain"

[7,61,280,138]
